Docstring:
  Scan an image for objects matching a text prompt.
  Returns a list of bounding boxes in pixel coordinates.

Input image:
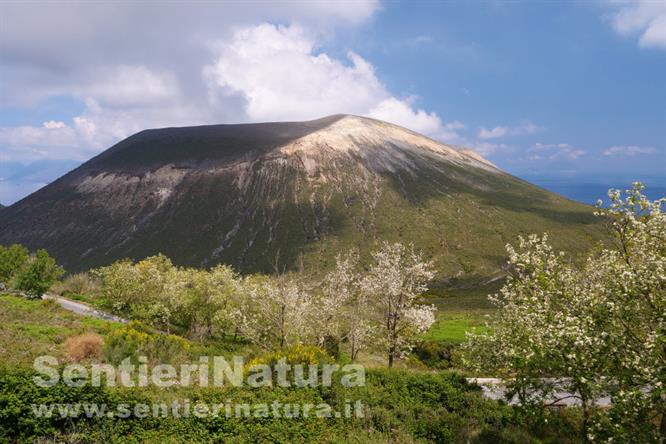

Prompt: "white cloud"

[0,2,481,203]
[555,146,585,161]
[205,24,385,122]
[603,145,657,156]
[0,95,216,162]
[604,0,666,49]
[478,121,542,139]
[0,1,380,107]
[0,122,79,162]
[82,65,181,109]
[1,19,462,165]
[201,23,461,140]
[472,142,513,157]
[530,142,585,160]
[410,35,433,46]
[368,98,461,140]
[42,120,66,129]
[478,126,508,139]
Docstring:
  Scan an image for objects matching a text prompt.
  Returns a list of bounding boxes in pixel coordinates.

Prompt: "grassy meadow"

[0,291,583,443]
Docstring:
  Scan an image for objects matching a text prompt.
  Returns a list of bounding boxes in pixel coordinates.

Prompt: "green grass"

[0,293,258,367]
[0,292,586,442]
[0,293,116,365]
[425,317,488,343]
[421,282,499,343]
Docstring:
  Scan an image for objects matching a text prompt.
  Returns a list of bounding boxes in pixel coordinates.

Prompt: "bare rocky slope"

[0,115,605,284]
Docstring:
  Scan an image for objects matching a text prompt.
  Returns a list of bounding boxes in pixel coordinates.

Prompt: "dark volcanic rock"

[0,115,605,279]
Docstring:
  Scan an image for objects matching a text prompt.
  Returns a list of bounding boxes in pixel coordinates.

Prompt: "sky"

[0,0,665,205]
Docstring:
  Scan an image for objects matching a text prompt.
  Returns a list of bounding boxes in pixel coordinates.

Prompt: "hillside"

[0,115,605,282]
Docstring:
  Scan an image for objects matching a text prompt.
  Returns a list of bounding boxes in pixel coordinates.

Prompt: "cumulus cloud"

[0,2,471,204]
[603,145,657,156]
[0,95,216,163]
[0,2,381,110]
[82,66,181,109]
[478,121,542,139]
[472,141,513,156]
[604,0,666,49]
[368,98,463,140]
[205,24,384,122]
[205,24,460,139]
[530,142,585,161]
[2,21,463,165]
[0,121,79,162]
[478,126,508,139]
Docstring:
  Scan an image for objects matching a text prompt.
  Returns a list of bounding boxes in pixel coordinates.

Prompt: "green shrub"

[0,244,29,285]
[15,249,64,298]
[51,272,99,298]
[0,366,114,442]
[0,365,588,443]
[412,340,455,369]
[102,321,190,365]
[248,344,334,367]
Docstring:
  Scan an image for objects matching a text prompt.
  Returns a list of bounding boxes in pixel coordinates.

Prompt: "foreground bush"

[102,321,191,365]
[0,244,29,286]
[0,366,118,442]
[0,365,585,443]
[412,340,456,369]
[0,245,63,298]
[15,249,64,298]
[51,272,100,299]
[248,345,334,367]
[464,183,665,442]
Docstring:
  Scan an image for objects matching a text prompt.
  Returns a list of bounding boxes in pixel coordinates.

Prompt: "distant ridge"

[0,115,605,283]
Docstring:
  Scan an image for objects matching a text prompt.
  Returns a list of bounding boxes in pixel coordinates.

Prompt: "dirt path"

[467,378,611,406]
[42,293,127,323]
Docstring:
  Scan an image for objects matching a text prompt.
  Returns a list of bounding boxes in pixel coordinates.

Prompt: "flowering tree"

[591,184,665,441]
[235,274,314,349]
[94,255,175,328]
[463,183,665,442]
[361,242,436,367]
[169,265,240,340]
[319,251,375,361]
[91,243,438,366]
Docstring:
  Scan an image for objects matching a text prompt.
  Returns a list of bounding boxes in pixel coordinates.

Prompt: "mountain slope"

[0,115,605,282]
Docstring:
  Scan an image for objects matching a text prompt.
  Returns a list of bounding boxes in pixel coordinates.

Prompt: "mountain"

[0,115,605,283]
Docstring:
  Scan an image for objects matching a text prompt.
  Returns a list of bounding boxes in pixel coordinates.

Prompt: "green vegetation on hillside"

[0,184,662,443]
[0,293,583,443]
[0,116,607,285]
[0,294,111,366]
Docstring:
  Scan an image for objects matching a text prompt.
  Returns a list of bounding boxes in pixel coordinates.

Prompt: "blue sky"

[1,1,664,205]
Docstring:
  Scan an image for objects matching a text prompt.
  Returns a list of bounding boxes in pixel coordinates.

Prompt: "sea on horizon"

[524,177,666,206]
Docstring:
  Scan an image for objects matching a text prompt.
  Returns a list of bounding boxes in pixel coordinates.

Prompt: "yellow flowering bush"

[103,321,190,364]
[247,344,333,369]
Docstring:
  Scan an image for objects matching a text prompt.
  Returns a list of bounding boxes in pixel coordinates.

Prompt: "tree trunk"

[280,304,286,348]
[387,335,396,368]
[581,396,590,444]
